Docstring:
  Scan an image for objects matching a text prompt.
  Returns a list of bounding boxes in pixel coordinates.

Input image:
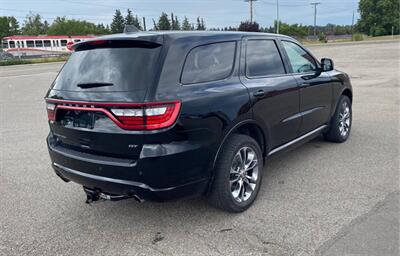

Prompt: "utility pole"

[351,10,355,39]
[276,0,280,34]
[143,17,146,31]
[245,0,258,23]
[310,2,321,38]
[392,26,394,38]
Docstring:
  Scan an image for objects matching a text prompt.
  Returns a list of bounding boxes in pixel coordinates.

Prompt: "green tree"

[47,17,110,35]
[22,13,47,35]
[238,21,260,32]
[171,13,180,30]
[125,9,142,30]
[8,16,19,35]
[157,12,171,30]
[182,16,191,30]
[111,9,125,33]
[196,17,206,30]
[357,0,400,36]
[0,16,20,38]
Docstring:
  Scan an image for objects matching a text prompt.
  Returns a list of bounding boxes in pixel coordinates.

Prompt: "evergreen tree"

[125,9,142,30]
[135,15,142,30]
[157,12,171,30]
[201,18,206,30]
[196,17,206,30]
[182,16,191,30]
[171,13,180,30]
[196,17,201,30]
[171,13,175,30]
[111,9,125,33]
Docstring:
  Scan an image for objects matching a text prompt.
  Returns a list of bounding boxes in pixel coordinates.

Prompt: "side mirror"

[321,58,334,71]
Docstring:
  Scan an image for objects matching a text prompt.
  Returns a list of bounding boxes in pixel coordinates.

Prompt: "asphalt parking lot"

[1,40,399,256]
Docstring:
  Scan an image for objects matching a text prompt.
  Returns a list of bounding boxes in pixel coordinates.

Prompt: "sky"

[0,0,360,29]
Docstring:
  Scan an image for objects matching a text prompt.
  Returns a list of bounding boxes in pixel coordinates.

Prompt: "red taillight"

[45,99,181,130]
[111,102,181,130]
[46,103,56,121]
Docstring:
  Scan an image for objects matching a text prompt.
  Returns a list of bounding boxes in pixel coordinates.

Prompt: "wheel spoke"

[245,159,257,171]
[231,179,242,198]
[244,178,255,191]
[240,148,247,169]
[229,175,240,185]
[240,180,245,202]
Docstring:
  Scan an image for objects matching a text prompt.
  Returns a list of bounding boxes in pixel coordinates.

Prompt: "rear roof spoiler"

[72,36,163,51]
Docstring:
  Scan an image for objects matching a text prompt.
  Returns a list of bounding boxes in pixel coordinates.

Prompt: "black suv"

[45,31,352,212]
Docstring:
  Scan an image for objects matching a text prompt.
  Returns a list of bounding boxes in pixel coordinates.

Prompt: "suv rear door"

[46,39,163,160]
[240,37,301,148]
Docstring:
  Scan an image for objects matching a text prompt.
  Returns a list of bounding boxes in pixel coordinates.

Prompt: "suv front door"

[280,40,333,135]
[240,37,301,148]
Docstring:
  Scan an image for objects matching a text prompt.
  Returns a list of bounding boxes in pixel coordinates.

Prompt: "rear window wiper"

[77,82,114,89]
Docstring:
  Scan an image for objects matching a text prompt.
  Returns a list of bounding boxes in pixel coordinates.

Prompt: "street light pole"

[310,2,321,38]
[245,0,258,23]
[276,0,280,34]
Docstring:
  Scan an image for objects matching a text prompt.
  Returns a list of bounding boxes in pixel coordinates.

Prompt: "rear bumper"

[47,135,212,201]
[53,162,208,201]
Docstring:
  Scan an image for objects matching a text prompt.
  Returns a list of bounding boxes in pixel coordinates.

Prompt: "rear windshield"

[52,44,161,92]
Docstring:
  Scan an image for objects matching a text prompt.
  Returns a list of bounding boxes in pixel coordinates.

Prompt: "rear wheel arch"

[211,120,268,170]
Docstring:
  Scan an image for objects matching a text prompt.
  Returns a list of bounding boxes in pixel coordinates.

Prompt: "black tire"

[324,95,352,143]
[207,134,263,212]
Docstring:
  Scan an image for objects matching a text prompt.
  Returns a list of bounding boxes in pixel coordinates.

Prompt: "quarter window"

[181,42,236,84]
[282,41,317,73]
[246,39,286,77]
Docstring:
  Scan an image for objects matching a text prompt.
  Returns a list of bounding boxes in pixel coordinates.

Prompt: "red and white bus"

[1,35,95,57]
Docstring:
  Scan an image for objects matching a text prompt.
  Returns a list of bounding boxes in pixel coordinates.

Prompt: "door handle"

[253,90,265,98]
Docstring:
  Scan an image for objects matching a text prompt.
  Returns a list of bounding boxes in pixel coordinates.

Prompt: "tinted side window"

[44,40,51,47]
[26,40,34,47]
[246,39,286,77]
[9,41,15,48]
[181,42,236,84]
[35,40,43,47]
[282,41,316,73]
[61,40,67,46]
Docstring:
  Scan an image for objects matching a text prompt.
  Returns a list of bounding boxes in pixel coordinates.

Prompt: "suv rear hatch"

[45,38,179,160]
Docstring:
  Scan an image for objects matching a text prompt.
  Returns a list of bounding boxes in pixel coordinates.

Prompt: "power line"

[310,2,321,37]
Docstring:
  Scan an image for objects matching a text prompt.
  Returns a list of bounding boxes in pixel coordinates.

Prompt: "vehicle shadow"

[63,135,332,222]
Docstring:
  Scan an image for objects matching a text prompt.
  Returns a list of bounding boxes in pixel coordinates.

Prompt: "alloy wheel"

[230,147,259,203]
[338,101,351,137]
